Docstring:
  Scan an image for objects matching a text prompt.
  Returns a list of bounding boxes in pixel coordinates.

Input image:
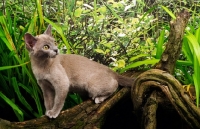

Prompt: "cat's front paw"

[45,110,60,118]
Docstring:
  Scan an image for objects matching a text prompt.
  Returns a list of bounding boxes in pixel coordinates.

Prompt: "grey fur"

[24,25,134,118]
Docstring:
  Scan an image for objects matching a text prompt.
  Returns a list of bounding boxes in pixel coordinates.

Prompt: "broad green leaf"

[176,60,192,66]
[185,33,200,65]
[129,54,148,62]
[193,54,200,107]
[74,8,82,17]
[182,37,193,62]
[185,32,200,106]
[116,60,125,68]
[156,29,165,59]
[102,42,113,48]
[195,27,200,44]
[97,6,107,14]
[120,59,159,73]
[94,49,105,54]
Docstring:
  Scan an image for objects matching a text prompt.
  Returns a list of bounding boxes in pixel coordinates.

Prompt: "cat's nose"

[54,49,58,54]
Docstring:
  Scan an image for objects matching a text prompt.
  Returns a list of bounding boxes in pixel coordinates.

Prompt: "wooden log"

[0,87,131,129]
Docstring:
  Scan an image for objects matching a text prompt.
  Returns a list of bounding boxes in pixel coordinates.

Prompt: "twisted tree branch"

[131,10,200,129]
[132,69,200,129]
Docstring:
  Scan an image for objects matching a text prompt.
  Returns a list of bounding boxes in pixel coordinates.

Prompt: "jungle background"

[0,0,200,127]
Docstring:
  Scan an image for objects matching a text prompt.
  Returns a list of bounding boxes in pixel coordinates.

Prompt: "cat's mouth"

[50,50,58,58]
[50,53,58,58]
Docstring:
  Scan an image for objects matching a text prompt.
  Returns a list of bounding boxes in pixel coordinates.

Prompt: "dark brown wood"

[131,10,200,129]
[142,91,158,129]
[132,69,200,129]
[154,10,190,74]
[0,87,131,129]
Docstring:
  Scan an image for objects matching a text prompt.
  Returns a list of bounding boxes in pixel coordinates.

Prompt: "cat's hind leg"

[90,77,118,104]
[94,95,110,104]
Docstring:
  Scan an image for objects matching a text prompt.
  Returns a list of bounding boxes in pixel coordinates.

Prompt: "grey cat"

[24,25,134,118]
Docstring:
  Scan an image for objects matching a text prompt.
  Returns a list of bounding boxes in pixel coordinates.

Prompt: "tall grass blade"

[195,27,200,44]
[102,1,123,23]
[185,33,200,106]
[0,62,29,71]
[120,59,159,73]
[182,37,193,62]
[156,29,165,59]
[0,92,24,121]
[193,57,200,106]
[185,34,200,65]
[138,5,157,25]
[12,77,35,114]
[129,54,149,62]
[0,16,17,53]
[161,6,176,19]
[35,0,44,31]
[0,11,44,118]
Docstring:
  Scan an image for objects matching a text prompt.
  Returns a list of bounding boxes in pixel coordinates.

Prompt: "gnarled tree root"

[132,69,200,129]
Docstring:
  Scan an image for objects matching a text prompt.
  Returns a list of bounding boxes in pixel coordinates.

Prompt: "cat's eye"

[43,45,50,50]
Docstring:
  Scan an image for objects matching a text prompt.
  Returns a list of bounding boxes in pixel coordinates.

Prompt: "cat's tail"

[116,74,134,87]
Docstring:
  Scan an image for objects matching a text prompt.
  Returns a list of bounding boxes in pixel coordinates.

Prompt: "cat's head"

[24,25,58,59]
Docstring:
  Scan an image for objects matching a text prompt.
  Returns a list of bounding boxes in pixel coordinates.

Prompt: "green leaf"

[120,59,159,73]
[161,6,176,19]
[129,54,148,62]
[35,0,44,29]
[117,60,125,68]
[0,92,24,121]
[0,16,16,52]
[102,1,123,23]
[0,62,29,71]
[184,32,200,106]
[97,6,107,14]
[182,37,193,62]
[94,49,105,54]
[138,5,157,25]
[193,59,200,107]
[74,8,82,17]
[185,33,200,65]
[156,29,165,59]
[195,27,200,44]
[12,77,34,114]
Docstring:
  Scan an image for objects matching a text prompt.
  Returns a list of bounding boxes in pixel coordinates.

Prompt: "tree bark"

[154,10,190,73]
[132,69,200,129]
[0,87,131,129]
[131,10,200,129]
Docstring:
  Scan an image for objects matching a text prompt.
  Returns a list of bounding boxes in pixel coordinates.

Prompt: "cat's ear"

[24,33,37,51]
[44,25,52,36]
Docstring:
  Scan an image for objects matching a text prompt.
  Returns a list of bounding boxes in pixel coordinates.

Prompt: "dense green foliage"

[0,0,200,121]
